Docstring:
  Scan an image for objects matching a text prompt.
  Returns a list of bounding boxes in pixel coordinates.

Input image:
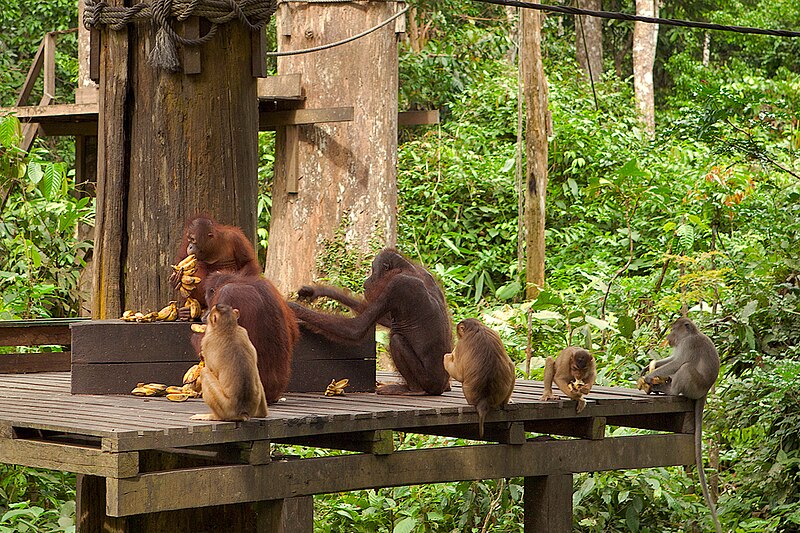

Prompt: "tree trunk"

[575,0,603,84]
[520,10,549,299]
[633,0,659,135]
[265,2,400,294]
[92,3,259,318]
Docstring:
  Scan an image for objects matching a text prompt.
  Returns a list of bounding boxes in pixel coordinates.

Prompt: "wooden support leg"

[523,474,573,533]
[256,497,313,533]
[76,474,128,533]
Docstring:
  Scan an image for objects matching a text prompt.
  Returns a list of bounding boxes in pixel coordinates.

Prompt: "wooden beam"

[408,421,526,445]
[526,417,606,440]
[259,107,354,129]
[182,17,202,75]
[607,412,694,434]
[524,474,572,533]
[107,433,694,516]
[257,74,303,100]
[398,110,440,126]
[16,38,46,106]
[0,323,72,346]
[0,437,138,478]
[1,103,99,122]
[0,352,70,374]
[256,497,313,533]
[276,430,394,456]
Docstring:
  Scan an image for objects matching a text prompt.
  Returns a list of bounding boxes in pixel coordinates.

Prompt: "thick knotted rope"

[84,0,276,71]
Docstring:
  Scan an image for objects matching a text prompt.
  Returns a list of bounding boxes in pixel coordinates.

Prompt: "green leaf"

[618,315,636,338]
[27,161,43,184]
[393,517,417,533]
[495,281,521,300]
[500,157,515,173]
[625,505,640,532]
[618,159,648,178]
[441,235,463,257]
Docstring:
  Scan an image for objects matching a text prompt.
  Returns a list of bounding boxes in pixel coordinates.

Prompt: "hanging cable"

[474,0,800,38]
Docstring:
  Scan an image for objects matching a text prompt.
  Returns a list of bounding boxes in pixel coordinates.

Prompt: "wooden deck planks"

[0,371,693,457]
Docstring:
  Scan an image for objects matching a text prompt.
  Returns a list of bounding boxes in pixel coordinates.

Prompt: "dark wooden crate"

[70,320,376,395]
[289,325,376,393]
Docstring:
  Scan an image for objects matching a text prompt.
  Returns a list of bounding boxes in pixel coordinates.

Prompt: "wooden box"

[70,320,376,395]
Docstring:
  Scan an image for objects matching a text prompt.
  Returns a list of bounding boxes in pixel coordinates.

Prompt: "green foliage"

[0,115,93,318]
[0,466,75,532]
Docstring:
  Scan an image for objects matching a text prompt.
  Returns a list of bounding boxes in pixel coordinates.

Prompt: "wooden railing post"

[523,473,573,532]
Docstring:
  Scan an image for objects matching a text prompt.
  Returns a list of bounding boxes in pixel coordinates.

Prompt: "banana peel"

[324,378,350,396]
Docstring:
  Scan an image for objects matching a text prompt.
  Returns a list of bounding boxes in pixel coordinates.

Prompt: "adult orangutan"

[171,216,261,317]
[289,249,453,395]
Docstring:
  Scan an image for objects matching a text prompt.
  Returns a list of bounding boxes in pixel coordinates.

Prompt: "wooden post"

[524,474,573,532]
[91,2,259,318]
[265,1,400,294]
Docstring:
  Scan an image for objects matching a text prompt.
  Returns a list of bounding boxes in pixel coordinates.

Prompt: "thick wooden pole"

[92,10,259,318]
[633,0,659,135]
[524,474,573,532]
[265,1,400,294]
[521,10,549,298]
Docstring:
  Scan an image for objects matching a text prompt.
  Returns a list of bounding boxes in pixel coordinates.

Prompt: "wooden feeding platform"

[0,365,697,532]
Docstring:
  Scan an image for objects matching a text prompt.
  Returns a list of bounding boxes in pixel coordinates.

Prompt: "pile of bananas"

[324,378,350,396]
[130,382,200,402]
[120,301,180,322]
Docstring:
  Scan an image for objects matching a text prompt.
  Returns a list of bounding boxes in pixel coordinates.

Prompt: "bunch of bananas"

[567,379,586,393]
[172,254,201,298]
[324,378,350,396]
[120,301,179,322]
[130,381,201,402]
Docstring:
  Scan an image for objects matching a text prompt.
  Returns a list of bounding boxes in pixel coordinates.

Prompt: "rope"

[474,0,800,38]
[266,5,408,56]
[84,0,277,71]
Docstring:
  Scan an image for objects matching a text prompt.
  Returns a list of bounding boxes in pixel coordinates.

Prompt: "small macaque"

[190,304,268,422]
[540,346,596,414]
[443,319,515,437]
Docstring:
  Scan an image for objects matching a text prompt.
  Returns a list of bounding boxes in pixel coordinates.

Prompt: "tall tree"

[575,0,603,83]
[633,0,659,135]
[265,3,400,294]
[520,9,550,298]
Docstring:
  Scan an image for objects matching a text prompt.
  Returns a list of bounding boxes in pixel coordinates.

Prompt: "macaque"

[290,249,452,396]
[539,346,596,414]
[171,216,261,318]
[190,304,268,422]
[638,317,722,533]
[443,319,515,438]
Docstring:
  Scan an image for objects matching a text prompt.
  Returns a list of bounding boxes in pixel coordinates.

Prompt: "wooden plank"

[107,433,695,516]
[524,474,572,533]
[409,421,527,444]
[182,17,201,75]
[252,26,267,78]
[71,362,200,395]
[276,429,394,455]
[281,125,299,194]
[0,352,70,373]
[70,320,196,364]
[607,412,694,434]
[2,103,98,122]
[257,74,303,100]
[259,107,354,129]
[526,416,606,440]
[39,121,99,137]
[16,38,46,106]
[398,109,440,126]
[76,475,129,532]
[42,32,56,101]
[89,30,100,83]
[0,324,72,346]
[0,436,138,477]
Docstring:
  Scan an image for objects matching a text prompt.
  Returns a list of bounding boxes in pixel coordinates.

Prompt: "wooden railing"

[14,28,77,151]
[0,318,88,373]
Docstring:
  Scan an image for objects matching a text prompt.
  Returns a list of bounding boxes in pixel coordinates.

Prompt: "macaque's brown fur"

[443,319,515,437]
[539,346,596,413]
[191,304,268,421]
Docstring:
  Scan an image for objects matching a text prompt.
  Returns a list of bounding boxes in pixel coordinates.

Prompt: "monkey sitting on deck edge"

[638,317,722,533]
[191,304,268,422]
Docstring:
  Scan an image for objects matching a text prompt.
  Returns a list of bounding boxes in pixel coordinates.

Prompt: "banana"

[191,323,207,333]
[175,254,197,271]
[324,378,350,396]
[185,297,202,319]
[157,301,178,321]
[167,393,190,402]
[166,386,186,395]
[131,386,156,396]
[182,361,205,384]
[143,383,168,396]
[181,275,202,287]
[139,311,160,323]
